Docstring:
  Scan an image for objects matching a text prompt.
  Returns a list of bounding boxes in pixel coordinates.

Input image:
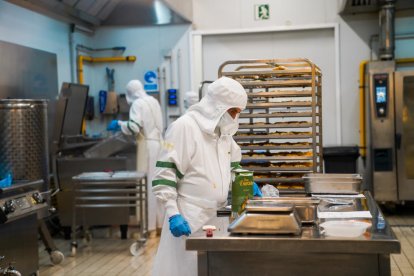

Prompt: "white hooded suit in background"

[152,76,247,276]
[118,80,164,231]
[183,90,199,109]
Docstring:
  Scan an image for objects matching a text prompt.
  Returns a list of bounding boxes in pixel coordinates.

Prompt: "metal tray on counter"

[228,202,301,235]
[248,197,320,224]
[303,173,362,194]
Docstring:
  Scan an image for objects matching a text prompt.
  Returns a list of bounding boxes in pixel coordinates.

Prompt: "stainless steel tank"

[0,99,49,188]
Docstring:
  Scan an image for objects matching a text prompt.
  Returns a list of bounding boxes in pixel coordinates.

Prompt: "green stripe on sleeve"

[156,161,184,179]
[130,119,141,128]
[152,179,177,188]
[127,119,141,135]
[127,121,137,135]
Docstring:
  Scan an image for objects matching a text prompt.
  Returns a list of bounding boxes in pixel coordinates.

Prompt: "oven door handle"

[395,133,402,150]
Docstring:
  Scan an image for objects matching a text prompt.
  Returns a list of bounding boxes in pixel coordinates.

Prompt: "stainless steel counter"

[186,192,400,276]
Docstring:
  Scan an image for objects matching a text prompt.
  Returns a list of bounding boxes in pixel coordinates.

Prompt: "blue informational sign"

[144,70,158,91]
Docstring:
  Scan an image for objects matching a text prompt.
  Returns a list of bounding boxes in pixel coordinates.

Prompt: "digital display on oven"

[376,86,387,103]
[373,73,388,118]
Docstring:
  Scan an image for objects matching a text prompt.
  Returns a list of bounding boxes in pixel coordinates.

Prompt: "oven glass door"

[395,71,414,200]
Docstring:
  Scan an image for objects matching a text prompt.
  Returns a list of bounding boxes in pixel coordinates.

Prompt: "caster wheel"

[50,250,64,265]
[129,242,141,256]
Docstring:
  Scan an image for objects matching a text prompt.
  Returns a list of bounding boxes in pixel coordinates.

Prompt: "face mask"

[217,112,239,135]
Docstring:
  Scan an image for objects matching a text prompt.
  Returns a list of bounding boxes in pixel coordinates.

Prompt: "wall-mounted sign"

[144,70,158,91]
[255,4,270,20]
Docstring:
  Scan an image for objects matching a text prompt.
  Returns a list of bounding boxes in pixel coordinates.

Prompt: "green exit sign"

[255,4,270,20]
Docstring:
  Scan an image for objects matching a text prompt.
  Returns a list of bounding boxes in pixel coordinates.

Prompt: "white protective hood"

[125,79,147,104]
[184,91,199,108]
[187,76,247,135]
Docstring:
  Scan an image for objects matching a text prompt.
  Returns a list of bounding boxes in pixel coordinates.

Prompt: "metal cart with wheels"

[70,171,148,256]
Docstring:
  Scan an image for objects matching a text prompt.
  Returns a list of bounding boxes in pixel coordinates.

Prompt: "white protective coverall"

[184,91,199,109]
[152,76,247,276]
[118,80,164,231]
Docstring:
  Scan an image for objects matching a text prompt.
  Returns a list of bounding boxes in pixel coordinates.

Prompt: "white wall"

[0,1,72,91]
[191,0,414,147]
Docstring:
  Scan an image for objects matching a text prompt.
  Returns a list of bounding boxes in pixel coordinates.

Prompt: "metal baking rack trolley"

[219,58,323,195]
[71,171,147,256]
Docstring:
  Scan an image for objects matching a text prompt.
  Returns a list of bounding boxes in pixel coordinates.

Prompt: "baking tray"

[245,202,294,212]
[248,197,319,224]
[303,173,362,182]
[239,111,314,118]
[228,208,301,235]
[234,134,313,140]
[247,90,313,98]
[238,122,312,129]
[303,173,362,194]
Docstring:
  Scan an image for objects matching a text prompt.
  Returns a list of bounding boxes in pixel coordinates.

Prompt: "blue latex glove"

[253,182,263,197]
[0,173,12,188]
[169,214,191,237]
[107,120,120,131]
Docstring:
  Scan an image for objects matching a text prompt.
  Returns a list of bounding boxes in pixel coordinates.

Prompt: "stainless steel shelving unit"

[219,58,323,194]
[71,171,147,256]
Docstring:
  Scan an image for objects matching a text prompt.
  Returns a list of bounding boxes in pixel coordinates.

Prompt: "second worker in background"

[108,79,164,234]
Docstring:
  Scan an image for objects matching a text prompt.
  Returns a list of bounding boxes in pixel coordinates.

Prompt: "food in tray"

[272,65,287,71]
[271,131,312,136]
[240,142,311,147]
[273,162,313,168]
[275,183,305,190]
[253,173,304,179]
[262,142,311,147]
[236,131,312,136]
[276,151,312,157]
[239,121,309,126]
[242,151,312,158]
[241,161,313,168]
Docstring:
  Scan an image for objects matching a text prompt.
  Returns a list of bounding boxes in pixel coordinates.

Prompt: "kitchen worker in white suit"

[107,79,164,233]
[151,76,247,276]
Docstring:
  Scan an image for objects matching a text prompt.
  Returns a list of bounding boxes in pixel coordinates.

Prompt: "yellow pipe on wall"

[359,57,414,158]
[359,60,369,157]
[76,55,136,133]
[396,57,414,64]
[77,55,136,84]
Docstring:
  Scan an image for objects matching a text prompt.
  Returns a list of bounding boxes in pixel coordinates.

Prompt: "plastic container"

[323,146,360,173]
[231,169,253,214]
[320,220,371,237]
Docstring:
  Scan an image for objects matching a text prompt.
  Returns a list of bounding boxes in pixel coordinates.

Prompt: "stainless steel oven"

[366,60,414,202]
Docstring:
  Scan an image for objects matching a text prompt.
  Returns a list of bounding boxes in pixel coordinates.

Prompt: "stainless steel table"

[186,192,400,276]
[71,171,147,256]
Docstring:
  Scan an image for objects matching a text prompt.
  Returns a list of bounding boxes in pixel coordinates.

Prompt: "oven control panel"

[373,73,389,118]
[0,190,47,223]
